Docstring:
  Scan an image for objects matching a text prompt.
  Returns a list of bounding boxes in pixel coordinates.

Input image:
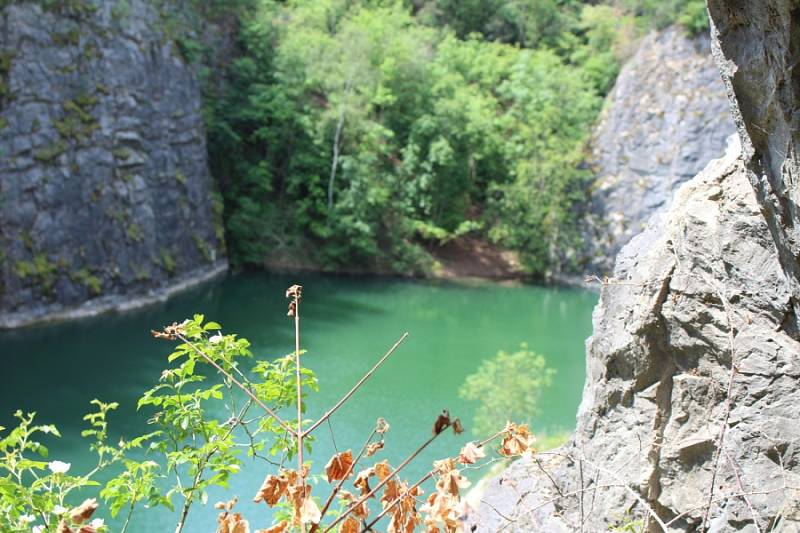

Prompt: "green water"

[0,273,596,532]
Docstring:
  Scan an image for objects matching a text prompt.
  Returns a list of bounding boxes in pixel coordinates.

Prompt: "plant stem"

[324,423,449,532]
[311,428,379,532]
[294,294,306,533]
[360,427,507,531]
[303,333,408,438]
[176,333,296,437]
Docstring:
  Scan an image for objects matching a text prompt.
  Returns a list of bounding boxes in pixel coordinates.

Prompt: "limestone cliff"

[581,26,734,275]
[0,0,226,328]
[475,2,800,531]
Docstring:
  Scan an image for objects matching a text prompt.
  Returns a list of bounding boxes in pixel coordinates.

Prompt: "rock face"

[582,26,734,275]
[0,0,226,328]
[474,3,800,531]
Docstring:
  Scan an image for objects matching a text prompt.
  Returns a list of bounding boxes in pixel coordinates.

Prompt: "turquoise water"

[0,273,596,532]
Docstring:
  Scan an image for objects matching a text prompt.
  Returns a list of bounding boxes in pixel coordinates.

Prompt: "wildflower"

[209,334,223,344]
[20,515,35,524]
[48,461,71,474]
[53,505,67,515]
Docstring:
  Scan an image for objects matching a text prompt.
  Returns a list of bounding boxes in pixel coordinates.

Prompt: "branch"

[324,421,448,532]
[310,427,379,533]
[175,333,297,437]
[303,333,409,438]
[359,428,508,532]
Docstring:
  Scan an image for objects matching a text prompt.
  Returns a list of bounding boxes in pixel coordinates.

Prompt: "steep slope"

[581,26,734,275]
[474,2,800,531]
[0,0,226,328]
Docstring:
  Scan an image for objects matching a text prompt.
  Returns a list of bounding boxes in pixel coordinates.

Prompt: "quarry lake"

[0,273,596,531]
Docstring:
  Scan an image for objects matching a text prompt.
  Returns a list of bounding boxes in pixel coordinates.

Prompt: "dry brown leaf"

[376,417,390,434]
[451,418,464,435]
[57,522,73,533]
[457,442,485,465]
[433,458,456,475]
[435,468,470,497]
[374,460,391,481]
[325,450,354,482]
[339,489,369,519]
[70,498,98,524]
[255,521,288,533]
[366,440,385,457]
[253,473,288,506]
[420,492,461,532]
[354,466,375,496]
[340,517,360,533]
[299,496,321,524]
[499,423,535,457]
[432,410,451,435]
[217,512,250,533]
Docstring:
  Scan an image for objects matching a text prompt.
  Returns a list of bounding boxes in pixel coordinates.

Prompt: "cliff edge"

[475,2,800,531]
[0,0,226,328]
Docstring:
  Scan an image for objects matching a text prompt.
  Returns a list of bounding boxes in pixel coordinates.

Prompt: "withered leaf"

[457,442,486,465]
[217,512,250,533]
[354,466,375,496]
[299,496,321,524]
[374,460,391,482]
[432,410,451,436]
[325,450,354,483]
[285,284,303,299]
[435,468,470,497]
[253,474,288,506]
[340,517,360,533]
[70,498,98,524]
[499,423,535,457]
[57,522,73,533]
[366,440,385,457]
[451,418,464,435]
[376,417,391,434]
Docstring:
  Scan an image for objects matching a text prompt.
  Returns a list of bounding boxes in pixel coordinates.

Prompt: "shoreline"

[0,260,228,330]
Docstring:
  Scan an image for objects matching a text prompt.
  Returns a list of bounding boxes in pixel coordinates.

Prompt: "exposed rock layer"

[582,26,734,275]
[0,0,226,328]
[476,3,800,531]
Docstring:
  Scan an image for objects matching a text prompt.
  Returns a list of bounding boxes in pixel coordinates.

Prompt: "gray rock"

[0,0,226,328]
[475,3,800,530]
[580,27,735,276]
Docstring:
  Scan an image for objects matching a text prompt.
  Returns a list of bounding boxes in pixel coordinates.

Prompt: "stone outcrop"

[474,3,800,531]
[581,26,734,275]
[0,0,226,328]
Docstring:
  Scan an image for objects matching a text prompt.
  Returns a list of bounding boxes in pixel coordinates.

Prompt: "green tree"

[459,344,555,437]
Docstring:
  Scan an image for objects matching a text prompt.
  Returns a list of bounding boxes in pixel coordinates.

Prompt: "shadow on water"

[0,271,597,532]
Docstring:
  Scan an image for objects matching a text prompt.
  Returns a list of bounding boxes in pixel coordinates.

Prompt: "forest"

[200,0,707,276]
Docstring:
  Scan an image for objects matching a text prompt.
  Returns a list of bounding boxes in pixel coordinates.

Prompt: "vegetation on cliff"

[200,0,707,277]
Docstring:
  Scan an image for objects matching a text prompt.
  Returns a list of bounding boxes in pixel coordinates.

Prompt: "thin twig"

[311,427,379,533]
[303,333,409,438]
[292,290,306,533]
[536,451,669,532]
[326,422,448,533]
[175,333,296,436]
[724,449,762,533]
[665,488,795,528]
[359,428,508,532]
[701,286,738,532]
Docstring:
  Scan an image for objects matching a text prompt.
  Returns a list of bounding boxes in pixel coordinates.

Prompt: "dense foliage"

[203,0,707,276]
